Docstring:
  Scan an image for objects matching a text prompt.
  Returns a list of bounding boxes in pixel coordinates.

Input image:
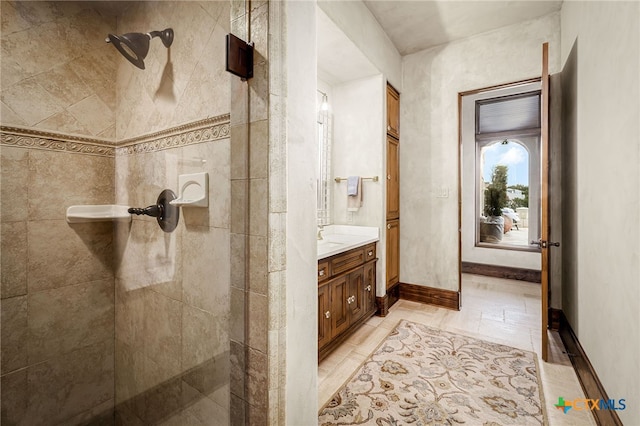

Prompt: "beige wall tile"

[230,232,246,290]
[248,61,268,123]
[28,150,114,221]
[182,226,230,314]
[178,381,230,426]
[182,352,229,400]
[246,347,267,412]
[28,279,114,365]
[182,304,229,372]
[229,340,246,398]
[24,340,114,425]
[230,287,246,343]
[115,282,145,353]
[230,179,248,234]
[1,295,27,374]
[28,220,113,292]
[67,94,115,137]
[248,292,267,353]
[1,78,63,126]
[249,178,267,236]
[35,111,93,135]
[0,368,27,425]
[35,62,92,106]
[114,340,146,406]
[0,147,28,223]
[64,398,114,425]
[0,3,116,137]
[143,290,182,379]
[249,235,267,295]
[230,124,248,180]
[249,120,268,179]
[1,221,27,298]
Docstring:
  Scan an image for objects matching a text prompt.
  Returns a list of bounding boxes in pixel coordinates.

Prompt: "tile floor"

[318,273,596,425]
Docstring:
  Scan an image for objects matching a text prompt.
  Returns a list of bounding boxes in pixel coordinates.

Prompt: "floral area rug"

[318,320,546,425]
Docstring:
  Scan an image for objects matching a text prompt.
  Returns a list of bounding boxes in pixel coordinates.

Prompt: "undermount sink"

[317,240,343,248]
[317,225,379,259]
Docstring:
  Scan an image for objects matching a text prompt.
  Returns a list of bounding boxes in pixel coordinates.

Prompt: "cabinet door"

[386,219,400,289]
[386,136,400,219]
[318,283,332,349]
[363,261,376,314]
[348,267,365,324]
[386,84,400,138]
[330,275,350,338]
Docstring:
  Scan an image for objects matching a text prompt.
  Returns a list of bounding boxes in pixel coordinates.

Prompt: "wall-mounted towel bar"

[334,176,379,183]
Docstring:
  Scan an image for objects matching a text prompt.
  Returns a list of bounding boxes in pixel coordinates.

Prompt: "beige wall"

[317,0,402,89]
[560,2,640,422]
[400,13,560,292]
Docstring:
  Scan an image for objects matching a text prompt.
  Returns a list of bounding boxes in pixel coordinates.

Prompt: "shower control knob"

[128,189,179,233]
[128,205,161,217]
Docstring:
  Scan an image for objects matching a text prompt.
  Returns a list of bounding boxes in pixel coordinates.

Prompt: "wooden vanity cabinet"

[386,84,400,139]
[318,243,377,361]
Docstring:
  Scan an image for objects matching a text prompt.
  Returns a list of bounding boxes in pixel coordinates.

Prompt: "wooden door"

[540,42,552,362]
[330,275,349,337]
[386,137,400,219]
[386,84,400,138]
[348,268,365,324]
[386,219,400,289]
[318,283,332,349]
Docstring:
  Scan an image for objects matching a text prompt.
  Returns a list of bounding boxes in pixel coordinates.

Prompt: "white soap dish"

[170,172,209,207]
[66,205,131,223]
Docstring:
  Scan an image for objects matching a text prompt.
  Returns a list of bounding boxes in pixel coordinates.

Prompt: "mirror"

[317,90,331,226]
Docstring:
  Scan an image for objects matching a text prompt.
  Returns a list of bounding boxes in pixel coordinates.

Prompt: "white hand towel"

[347,176,359,196]
[347,176,363,212]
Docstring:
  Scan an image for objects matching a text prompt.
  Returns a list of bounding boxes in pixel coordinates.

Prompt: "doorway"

[460,80,543,271]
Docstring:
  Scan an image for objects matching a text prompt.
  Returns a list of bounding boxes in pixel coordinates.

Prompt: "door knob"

[531,239,560,248]
[325,310,330,319]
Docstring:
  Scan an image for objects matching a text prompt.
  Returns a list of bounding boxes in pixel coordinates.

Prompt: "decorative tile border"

[0,113,230,157]
[116,114,231,156]
[0,127,116,157]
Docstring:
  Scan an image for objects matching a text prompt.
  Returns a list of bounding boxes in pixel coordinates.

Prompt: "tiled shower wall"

[1,1,235,424]
[1,2,118,424]
[112,1,233,424]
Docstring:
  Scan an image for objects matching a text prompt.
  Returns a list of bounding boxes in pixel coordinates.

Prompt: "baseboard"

[375,295,388,317]
[399,282,460,310]
[558,311,623,426]
[376,283,400,317]
[461,261,541,283]
[549,308,561,331]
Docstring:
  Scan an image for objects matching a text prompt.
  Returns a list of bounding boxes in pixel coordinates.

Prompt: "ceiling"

[363,1,563,56]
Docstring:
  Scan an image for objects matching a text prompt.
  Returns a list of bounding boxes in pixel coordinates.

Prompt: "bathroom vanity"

[317,226,378,362]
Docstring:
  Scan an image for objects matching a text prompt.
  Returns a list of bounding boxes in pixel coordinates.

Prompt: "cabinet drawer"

[330,248,365,276]
[364,244,376,262]
[318,261,329,282]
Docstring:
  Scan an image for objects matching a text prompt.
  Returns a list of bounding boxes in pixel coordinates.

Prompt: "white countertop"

[317,225,379,260]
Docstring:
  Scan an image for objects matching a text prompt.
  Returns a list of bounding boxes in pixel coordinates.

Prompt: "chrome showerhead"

[106,28,173,70]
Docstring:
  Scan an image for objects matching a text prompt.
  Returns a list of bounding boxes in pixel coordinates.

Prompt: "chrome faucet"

[317,225,324,240]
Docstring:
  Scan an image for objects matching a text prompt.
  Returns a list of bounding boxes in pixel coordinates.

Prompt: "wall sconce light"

[318,90,329,111]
